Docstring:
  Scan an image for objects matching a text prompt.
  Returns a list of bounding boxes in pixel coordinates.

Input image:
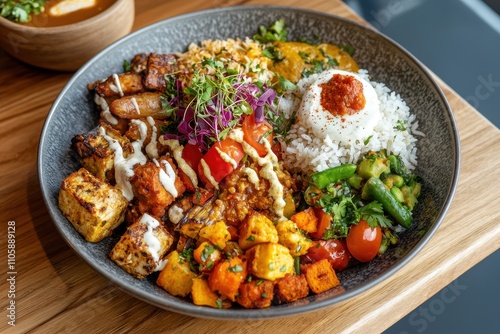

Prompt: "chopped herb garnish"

[253,19,288,44]
[123,59,131,72]
[278,75,297,91]
[201,244,215,262]
[364,135,373,145]
[246,235,256,241]
[339,44,356,56]
[0,0,46,23]
[262,46,284,62]
[394,120,407,131]
[216,298,223,309]
[268,262,275,270]
[261,293,267,299]
[256,279,263,286]
[228,264,243,273]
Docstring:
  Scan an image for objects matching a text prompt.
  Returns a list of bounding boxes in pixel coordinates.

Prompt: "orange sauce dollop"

[319,74,366,117]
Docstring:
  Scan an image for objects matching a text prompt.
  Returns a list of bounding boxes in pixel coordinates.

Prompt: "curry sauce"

[269,41,359,83]
[24,0,116,27]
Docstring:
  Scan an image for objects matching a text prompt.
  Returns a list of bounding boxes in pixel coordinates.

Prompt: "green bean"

[364,177,412,228]
[310,164,357,189]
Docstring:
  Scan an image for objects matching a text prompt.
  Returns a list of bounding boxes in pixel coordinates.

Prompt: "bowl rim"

[38,4,461,319]
[0,0,131,32]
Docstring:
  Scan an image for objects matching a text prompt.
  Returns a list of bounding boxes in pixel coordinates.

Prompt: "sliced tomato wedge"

[182,143,203,170]
[178,143,204,191]
[198,137,244,185]
[242,112,273,157]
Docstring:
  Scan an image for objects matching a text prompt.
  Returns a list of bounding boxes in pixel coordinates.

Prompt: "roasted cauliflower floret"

[58,168,128,242]
[110,213,174,278]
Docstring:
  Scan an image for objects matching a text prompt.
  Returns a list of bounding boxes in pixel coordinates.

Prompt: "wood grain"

[0,0,499,333]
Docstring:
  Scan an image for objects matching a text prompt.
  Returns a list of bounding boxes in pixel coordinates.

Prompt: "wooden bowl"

[0,0,135,71]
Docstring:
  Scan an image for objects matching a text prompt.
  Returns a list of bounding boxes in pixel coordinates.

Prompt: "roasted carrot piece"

[290,207,318,233]
[301,258,340,294]
[208,257,247,301]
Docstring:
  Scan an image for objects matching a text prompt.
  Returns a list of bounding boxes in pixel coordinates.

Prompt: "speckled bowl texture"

[38,6,460,319]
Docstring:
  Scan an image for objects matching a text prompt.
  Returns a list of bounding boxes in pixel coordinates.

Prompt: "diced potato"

[95,72,144,97]
[157,250,197,297]
[109,213,174,278]
[238,212,278,250]
[198,221,231,250]
[246,243,294,281]
[144,53,178,92]
[290,208,318,234]
[208,257,247,301]
[109,92,166,119]
[191,278,231,309]
[236,279,275,309]
[274,274,309,304]
[193,241,222,272]
[275,219,312,256]
[58,168,128,243]
[301,259,340,294]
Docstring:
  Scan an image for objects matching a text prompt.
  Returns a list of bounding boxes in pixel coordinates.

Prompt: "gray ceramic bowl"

[38,6,460,319]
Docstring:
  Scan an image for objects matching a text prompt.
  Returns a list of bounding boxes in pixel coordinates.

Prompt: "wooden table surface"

[1,0,499,333]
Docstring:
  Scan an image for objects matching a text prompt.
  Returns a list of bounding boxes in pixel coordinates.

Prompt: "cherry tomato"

[242,112,273,157]
[198,137,244,185]
[346,220,382,263]
[305,239,350,271]
[309,208,332,239]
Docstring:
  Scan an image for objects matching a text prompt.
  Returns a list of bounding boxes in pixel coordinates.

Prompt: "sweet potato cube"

[208,257,247,302]
[290,208,318,233]
[302,259,340,294]
[236,279,275,309]
[274,274,309,304]
[191,278,231,309]
[58,168,128,243]
[109,213,174,278]
[157,250,197,297]
[238,212,278,250]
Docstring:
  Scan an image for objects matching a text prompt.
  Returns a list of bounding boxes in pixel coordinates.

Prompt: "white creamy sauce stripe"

[112,73,124,97]
[153,158,178,198]
[98,120,148,201]
[139,213,167,271]
[160,138,198,188]
[94,93,118,125]
[145,116,159,159]
[130,97,141,114]
[229,129,285,219]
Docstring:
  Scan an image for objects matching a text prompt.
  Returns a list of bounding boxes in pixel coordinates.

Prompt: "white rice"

[280,69,424,175]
